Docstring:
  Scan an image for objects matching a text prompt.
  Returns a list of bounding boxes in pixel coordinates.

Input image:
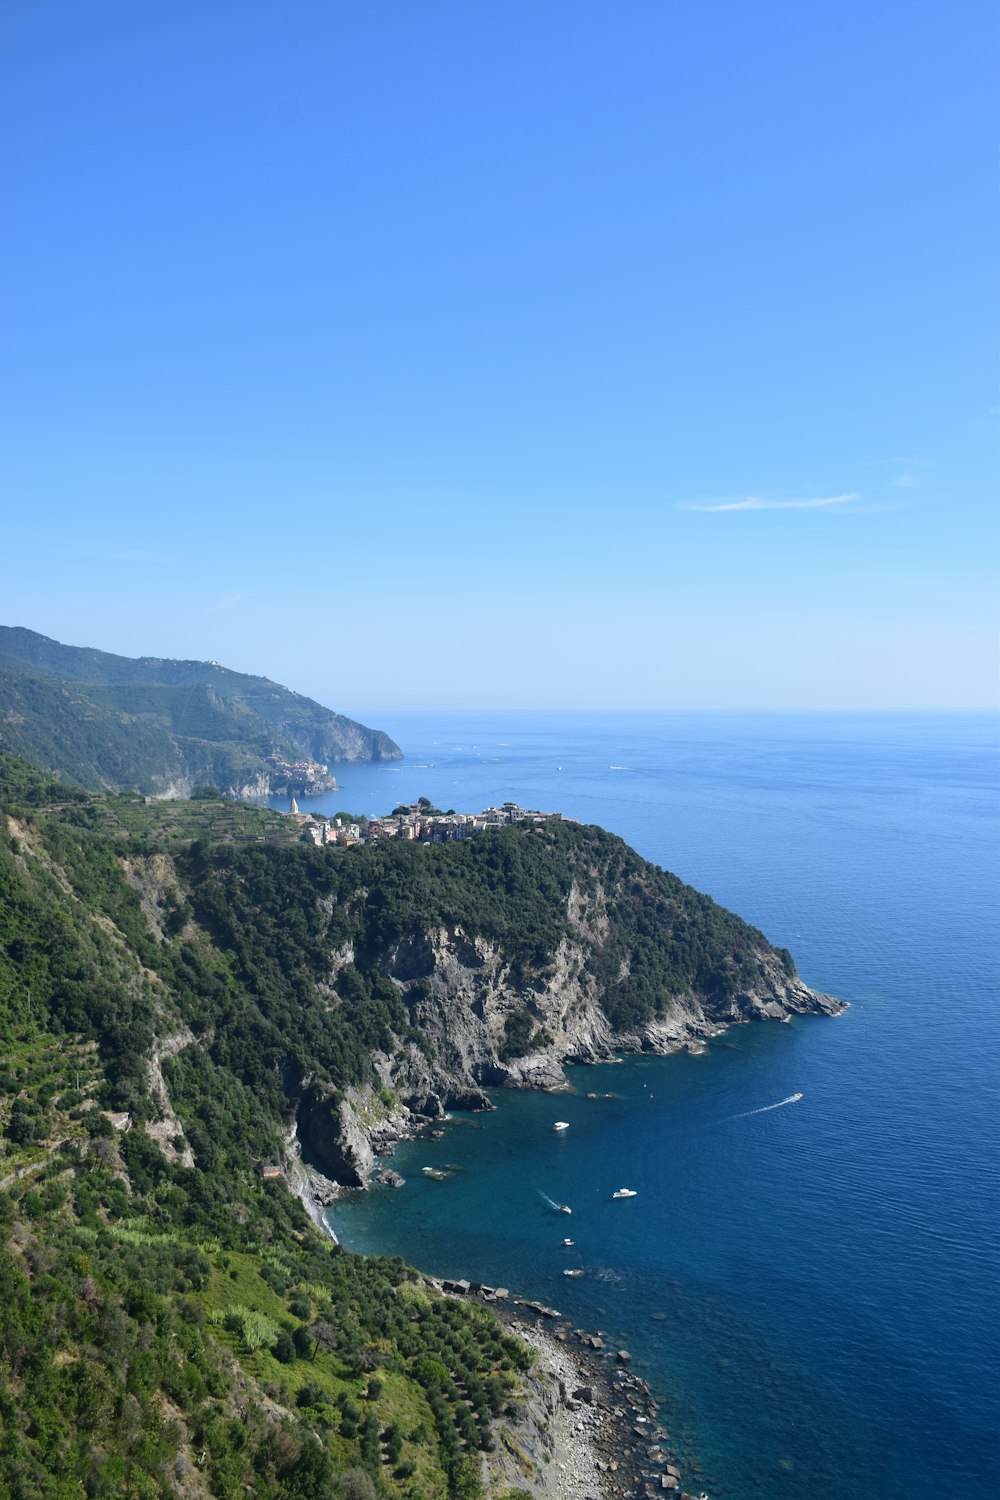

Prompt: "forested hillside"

[0,627,401,798]
[0,756,536,1499]
[0,752,835,1496]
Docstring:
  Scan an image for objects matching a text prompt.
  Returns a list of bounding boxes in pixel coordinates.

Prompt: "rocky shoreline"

[286,1019,841,1497]
[292,970,843,1192]
[289,1156,708,1497]
[423,1276,707,1499]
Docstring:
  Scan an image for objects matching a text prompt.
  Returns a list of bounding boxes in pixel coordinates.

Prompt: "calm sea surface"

[268,712,1000,1500]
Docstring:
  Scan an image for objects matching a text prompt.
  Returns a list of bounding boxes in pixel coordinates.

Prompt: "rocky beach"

[419,1275,703,1500]
[291,1153,700,1496]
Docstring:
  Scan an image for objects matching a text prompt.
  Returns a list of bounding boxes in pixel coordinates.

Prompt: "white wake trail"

[732,1092,803,1119]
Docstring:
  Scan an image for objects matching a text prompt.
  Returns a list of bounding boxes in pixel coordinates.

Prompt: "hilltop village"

[287,796,565,847]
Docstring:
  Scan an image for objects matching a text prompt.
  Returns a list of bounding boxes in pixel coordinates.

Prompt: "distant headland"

[0,624,402,798]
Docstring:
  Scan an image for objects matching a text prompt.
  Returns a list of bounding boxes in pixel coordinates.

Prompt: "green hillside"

[0,756,531,1499]
[0,751,829,1497]
[0,627,402,798]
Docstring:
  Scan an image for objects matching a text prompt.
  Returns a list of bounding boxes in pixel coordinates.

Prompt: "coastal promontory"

[0,754,840,1496]
[0,625,402,799]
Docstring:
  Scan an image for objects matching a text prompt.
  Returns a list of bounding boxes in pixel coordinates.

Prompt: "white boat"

[563,1268,584,1278]
[559,1204,572,1214]
[612,1187,637,1199]
[553,1121,570,1132]
[561,1237,574,1246]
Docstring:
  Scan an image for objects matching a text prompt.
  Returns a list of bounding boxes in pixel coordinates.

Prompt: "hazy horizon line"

[347,705,1000,718]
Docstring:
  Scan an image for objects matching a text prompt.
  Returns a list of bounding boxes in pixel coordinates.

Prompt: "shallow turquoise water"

[273,712,1000,1500]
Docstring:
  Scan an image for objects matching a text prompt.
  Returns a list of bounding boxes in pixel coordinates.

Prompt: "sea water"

[268,712,1000,1500]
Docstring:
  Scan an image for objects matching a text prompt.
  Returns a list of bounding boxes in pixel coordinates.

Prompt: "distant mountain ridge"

[0,626,402,797]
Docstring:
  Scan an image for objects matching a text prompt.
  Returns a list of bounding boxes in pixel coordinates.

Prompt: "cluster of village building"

[288,799,563,847]
[267,754,333,786]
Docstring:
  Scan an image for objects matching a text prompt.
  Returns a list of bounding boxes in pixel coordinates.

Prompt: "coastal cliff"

[176,813,840,1190]
[290,898,839,1190]
[0,756,840,1496]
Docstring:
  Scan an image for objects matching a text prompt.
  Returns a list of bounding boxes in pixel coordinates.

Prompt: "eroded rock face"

[296,1085,382,1187]
[145,1029,196,1168]
[384,911,620,1088]
[306,885,842,1190]
[224,773,272,800]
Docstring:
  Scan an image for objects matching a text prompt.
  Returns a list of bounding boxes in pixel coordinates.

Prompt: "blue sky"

[2,1,997,712]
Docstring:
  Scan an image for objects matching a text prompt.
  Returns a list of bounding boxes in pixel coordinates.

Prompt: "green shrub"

[225,1306,278,1353]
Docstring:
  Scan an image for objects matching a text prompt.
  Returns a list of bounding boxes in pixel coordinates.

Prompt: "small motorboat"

[561,1237,574,1246]
[559,1204,572,1214]
[553,1121,570,1132]
[563,1268,584,1278]
[612,1188,637,1199]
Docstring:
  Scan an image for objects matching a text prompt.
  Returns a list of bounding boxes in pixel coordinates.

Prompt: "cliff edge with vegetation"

[192,810,839,1188]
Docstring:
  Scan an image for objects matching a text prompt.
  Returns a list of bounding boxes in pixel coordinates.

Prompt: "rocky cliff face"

[295,882,842,1194]
[285,718,401,765]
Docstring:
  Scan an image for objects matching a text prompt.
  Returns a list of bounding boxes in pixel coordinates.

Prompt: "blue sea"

[268,712,1000,1499]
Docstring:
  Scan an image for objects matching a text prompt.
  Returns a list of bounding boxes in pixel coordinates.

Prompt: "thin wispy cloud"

[210,591,254,612]
[678,492,859,514]
[891,473,921,489]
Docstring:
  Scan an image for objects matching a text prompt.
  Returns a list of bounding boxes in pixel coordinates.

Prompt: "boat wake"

[732,1092,803,1119]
